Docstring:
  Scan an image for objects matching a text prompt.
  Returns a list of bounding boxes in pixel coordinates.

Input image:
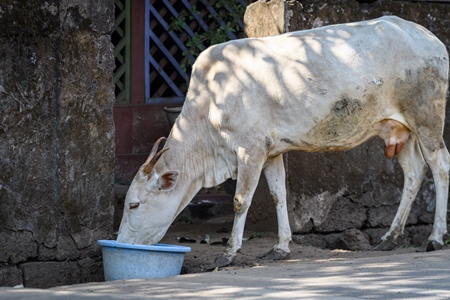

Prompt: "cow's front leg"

[213,148,264,268]
[259,154,291,260]
[213,201,249,268]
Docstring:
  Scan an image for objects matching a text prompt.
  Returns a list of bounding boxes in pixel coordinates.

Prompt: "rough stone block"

[0,266,23,287]
[78,257,104,283]
[292,234,327,249]
[333,229,371,251]
[363,228,389,246]
[37,235,80,261]
[315,198,367,233]
[0,230,37,264]
[405,225,434,247]
[322,233,342,249]
[20,261,78,288]
[366,206,398,228]
[244,0,287,38]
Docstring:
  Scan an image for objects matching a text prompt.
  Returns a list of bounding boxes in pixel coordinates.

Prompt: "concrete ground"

[1,248,450,299]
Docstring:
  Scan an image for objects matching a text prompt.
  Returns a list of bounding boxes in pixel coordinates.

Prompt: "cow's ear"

[156,171,179,191]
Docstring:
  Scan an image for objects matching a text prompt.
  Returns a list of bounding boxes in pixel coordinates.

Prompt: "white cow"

[117,16,450,267]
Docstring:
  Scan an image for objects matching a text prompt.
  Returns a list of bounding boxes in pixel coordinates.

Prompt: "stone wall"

[0,0,115,288]
[244,0,450,250]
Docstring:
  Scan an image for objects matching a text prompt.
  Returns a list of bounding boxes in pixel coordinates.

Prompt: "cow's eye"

[130,203,140,209]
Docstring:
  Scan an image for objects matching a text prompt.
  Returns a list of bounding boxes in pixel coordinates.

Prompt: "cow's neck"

[157,114,226,218]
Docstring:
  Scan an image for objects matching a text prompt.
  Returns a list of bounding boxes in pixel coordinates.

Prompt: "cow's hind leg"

[213,148,265,268]
[416,139,450,252]
[373,135,427,250]
[259,154,291,260]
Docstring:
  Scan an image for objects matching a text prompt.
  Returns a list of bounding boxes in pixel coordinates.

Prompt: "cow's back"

[185,16,448,154]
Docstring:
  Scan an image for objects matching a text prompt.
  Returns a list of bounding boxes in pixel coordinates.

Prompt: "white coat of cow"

[117,16,450,267]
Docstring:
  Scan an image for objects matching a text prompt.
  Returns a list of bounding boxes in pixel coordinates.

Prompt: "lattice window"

[113,0,131,104]
[145,0,248,103]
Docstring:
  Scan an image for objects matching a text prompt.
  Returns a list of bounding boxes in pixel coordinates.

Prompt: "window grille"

[144,0,248,103]
[113,0,131,104]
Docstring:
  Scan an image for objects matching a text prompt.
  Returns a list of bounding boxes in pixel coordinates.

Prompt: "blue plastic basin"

[97,240,191,281]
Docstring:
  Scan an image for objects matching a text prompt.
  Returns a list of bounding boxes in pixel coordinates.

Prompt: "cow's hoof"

[211,252,236,268]
[258,248,291,260]
[416,240,443,252]
[372,239,396,251]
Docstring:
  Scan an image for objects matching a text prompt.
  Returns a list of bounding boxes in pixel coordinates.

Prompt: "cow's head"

[116,137,179,245]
